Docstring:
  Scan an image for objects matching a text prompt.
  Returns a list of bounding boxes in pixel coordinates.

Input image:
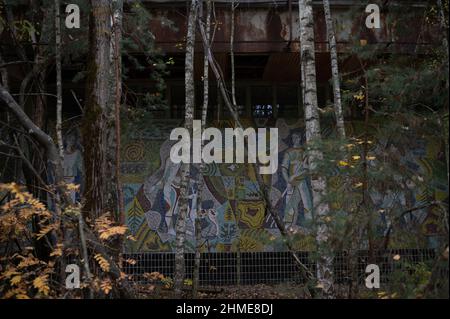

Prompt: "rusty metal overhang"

[129,0,428,7]
[131,1,439,54]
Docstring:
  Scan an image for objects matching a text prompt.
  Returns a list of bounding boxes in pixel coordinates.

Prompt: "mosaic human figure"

[63,132,83,203]
[281,131,313,227]
[143,140,182,241]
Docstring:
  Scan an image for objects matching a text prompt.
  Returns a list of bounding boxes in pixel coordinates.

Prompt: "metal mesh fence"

[122,249,449,287]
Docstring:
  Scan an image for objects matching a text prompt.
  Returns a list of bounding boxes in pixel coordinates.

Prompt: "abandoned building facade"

[1,0,446,262]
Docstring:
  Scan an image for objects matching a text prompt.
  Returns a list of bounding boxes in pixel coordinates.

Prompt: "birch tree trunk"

[55,0,64,159]
[230,0,237,106]
[202,0,211,127]
[82,0,113,219]
[323,0,345,138]
[54,0,68,280]
[437,0,449,184]
[298,0,334,298]
[174,0,198,297]
[229,2,243,282]
[230,2,242,283]
[193,0,211,298]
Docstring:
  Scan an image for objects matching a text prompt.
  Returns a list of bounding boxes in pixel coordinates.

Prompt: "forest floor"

[136,283,307,299]
[196,284,311,299]
[136,283,358,299]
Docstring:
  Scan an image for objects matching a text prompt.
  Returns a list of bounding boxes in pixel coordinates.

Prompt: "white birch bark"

[298,0,334,298]
[174,0,198,296]
[323,0,345,138]
[202,0,211,127]
[230,0,237,106]
[193,0,211,297]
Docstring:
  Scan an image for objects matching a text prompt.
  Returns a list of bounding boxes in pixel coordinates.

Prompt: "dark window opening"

[277,85,299,118]
[233,55,269,79]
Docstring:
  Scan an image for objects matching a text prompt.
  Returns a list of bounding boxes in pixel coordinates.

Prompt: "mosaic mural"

[118,118,448,253]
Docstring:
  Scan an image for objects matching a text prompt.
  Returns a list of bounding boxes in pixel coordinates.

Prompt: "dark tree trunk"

[106,0,125,224]
[82,0,114,219]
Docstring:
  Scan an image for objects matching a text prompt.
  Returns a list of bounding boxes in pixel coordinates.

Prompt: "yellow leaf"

[352,155,361,160]
[2,288,28,299]
[66,183,80,191]
[353,92,365,101]
[3,289,17,299]
[393,254,401,261]
[33,275,50,296]
[338,160,349,167]
[50,248,62,257]
[94,254,110,272]
[143,272,164,281]
[125,258,137,265]
[99,225,128,240]
[367,156,376,160]
[1,267,20,279]
[354,182,363,188]
[10,275,22,286]
[100,280,112,295]
[36,224,56,240]
[17,255,40,269]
